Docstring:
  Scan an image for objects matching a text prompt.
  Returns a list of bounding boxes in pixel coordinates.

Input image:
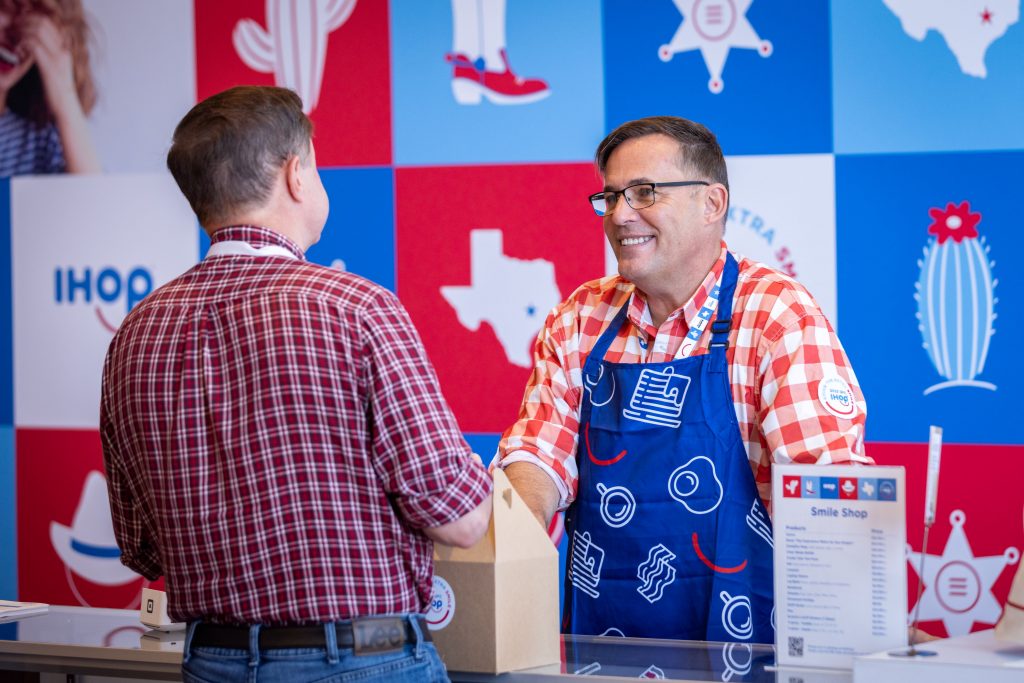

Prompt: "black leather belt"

[192,615,432,655]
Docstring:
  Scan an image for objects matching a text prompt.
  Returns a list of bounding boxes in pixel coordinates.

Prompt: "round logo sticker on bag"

[817,376,857,419]
[425,576,455,631]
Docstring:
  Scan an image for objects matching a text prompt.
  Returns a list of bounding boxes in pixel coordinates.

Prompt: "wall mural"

[0,0,1021,641]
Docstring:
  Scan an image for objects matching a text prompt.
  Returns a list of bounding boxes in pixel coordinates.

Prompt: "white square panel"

[725,154,838,327]
[84,0,196,173]
[12,174,197,427]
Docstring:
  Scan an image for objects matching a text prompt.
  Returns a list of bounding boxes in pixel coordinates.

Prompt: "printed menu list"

[772,464,907,670]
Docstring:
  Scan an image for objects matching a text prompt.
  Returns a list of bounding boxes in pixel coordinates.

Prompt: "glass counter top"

[0,606,853,682]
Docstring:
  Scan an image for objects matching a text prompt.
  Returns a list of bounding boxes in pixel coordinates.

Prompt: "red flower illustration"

[928,201,981,244]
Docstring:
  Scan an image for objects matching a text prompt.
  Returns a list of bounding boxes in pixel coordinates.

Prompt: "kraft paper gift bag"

[427,467,560,674]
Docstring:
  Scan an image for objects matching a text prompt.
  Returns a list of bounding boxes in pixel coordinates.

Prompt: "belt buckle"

[352,616,407,656]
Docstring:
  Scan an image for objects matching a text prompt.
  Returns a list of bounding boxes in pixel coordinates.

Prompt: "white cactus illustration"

[233,0,357,114]
[915,200,997,395]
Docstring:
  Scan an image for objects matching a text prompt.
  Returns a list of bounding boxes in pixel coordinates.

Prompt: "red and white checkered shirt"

[101,225,491,625]
[498,242,870,511]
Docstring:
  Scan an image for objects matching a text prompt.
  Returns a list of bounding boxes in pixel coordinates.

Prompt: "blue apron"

[563,254,775,643]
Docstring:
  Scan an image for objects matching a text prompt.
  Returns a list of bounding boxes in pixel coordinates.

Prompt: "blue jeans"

[181,616,450,683]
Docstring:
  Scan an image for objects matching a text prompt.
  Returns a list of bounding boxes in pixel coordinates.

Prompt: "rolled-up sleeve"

[363,292,492,528]
[496,303,584,509]
[758,308,871,467]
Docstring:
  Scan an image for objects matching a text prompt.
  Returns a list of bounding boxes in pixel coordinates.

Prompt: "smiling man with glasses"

[495,115,871,644]
[588,179,709,217]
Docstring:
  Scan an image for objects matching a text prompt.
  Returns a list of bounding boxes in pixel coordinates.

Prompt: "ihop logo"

[425,575,455,631]
[817,376,857,419]
[53,266,153,333]
[826,386,851,409]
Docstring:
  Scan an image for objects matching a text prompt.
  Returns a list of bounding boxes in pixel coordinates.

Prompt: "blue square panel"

[307,168,395,291]
[604,0,832,155]
[833,0,1024,154]
[391,0,605,164]
[198,168,396,292]
[837,151,1021,445]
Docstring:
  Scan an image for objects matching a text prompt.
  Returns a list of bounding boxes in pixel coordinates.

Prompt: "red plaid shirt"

[498,243,870,511]
[101,226,491,625]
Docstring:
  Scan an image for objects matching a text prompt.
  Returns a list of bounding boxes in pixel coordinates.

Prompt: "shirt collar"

[626,241,729,334]
[209,225,306,261]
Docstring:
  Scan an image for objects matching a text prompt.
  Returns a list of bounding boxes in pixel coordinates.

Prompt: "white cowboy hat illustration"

[49,471,140,585]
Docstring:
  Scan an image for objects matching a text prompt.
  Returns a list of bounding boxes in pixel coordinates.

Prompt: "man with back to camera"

[100,85,492,682]
[497,116,871,644]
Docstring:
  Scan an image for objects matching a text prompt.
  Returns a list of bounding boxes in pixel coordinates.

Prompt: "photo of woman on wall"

[0,0,99,176]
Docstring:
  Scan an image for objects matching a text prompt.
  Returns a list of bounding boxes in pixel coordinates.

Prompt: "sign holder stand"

[889,425,943,658]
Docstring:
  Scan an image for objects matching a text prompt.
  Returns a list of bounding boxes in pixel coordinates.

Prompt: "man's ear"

[284,154,304,201]
[703,183,728,225]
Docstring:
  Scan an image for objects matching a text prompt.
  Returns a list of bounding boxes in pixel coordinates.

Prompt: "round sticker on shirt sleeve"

[425,576,455,631]
[817,376,858,419]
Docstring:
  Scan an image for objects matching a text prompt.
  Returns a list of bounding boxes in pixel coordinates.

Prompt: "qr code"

[788,636,804,657]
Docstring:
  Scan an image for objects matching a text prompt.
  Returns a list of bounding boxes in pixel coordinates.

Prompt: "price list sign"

[772,464,908,670]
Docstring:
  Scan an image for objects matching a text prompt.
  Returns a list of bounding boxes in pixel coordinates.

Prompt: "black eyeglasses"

[588,181,710,216]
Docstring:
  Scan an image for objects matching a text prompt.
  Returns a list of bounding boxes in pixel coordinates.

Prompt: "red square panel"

[868,441,1024,637]
[195,0,391,166]
[396,163,605,433]
[17,429,161,608]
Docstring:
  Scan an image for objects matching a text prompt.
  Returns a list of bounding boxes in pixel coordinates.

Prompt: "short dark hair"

[166,86,313,227]
[595,116,729,192]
